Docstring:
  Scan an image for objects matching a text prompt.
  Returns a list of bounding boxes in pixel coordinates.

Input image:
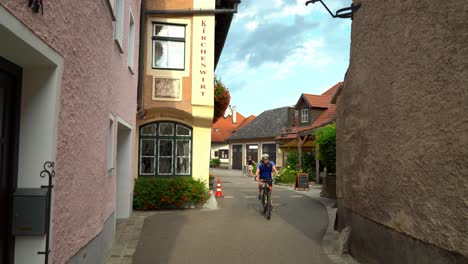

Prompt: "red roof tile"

[277,82,342,140]
[211,112,249,143]
[321,82,342,97]
[302,94,331,108]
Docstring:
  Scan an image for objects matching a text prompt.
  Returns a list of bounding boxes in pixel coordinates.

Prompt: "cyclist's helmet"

[262,153,269,160]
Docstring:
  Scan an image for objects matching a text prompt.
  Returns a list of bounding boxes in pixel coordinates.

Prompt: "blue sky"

[215,0,351,117]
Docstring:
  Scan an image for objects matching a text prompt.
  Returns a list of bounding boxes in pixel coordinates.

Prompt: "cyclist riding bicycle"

[255,153,279,203]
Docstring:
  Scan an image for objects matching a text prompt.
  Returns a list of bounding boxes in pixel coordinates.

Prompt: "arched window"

[139,121,192,177]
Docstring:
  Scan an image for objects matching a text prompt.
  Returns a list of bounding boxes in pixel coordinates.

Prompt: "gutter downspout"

[137,1,240,111]
[137,0,146,111]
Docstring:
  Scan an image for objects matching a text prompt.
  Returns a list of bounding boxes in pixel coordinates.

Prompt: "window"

[301,109,308,123]
[114,0,124,50]
[152,23,186,70]
[127,10,135,72]
[219,149,229,159]
[139,122,192,176]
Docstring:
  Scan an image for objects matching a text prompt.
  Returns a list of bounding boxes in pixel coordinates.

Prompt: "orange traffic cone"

[215,178,223,198]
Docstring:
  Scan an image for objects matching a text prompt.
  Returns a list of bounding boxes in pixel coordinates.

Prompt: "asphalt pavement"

[132,169,334,264]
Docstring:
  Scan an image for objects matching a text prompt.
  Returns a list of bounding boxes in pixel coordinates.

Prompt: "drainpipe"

[137,0,147,111]
[137,1,241,111]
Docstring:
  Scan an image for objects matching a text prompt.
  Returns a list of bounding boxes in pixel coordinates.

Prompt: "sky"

[215,0,352,117]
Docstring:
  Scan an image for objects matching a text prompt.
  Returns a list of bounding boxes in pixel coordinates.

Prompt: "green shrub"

[275,166,297,184]
[133,177,209,210]
[210,158,221,167]
[285,151,316,175]
[314,123,336,173]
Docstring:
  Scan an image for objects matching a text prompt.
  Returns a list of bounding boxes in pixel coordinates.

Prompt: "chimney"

[232,106,237,124]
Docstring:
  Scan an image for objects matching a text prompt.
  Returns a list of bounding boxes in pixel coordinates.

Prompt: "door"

[246,144,258,163]
[231,145,242,170]
[0,57,22,264]
[262,144,277,164]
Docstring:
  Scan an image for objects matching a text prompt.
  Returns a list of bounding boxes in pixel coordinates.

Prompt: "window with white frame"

[219,149,229,159]
[152,23,186,70]
[114,0,124,49]
[301,109,309,123]
[127,10,135,71]
[139,122,192,176]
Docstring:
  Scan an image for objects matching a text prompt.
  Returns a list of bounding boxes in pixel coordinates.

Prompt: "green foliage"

[314,123,336,173]
[285,150,316,179]
[133,177,209,210]
[209,173,215,181]
[275,166,297,184]
[210,158,221,167]
[286,151,299,168]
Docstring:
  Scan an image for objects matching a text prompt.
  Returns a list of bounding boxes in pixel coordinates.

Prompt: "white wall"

[116,120,133,220]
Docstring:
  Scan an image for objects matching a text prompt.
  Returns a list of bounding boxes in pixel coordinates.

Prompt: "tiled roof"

[234,115,255,131]
[211,112,246,143]
[321,82,342,97]
[277,82,342,139]
[300,82,343,109]
[227,107,291,140]
[298,104,336,136]
[302,94,331,108]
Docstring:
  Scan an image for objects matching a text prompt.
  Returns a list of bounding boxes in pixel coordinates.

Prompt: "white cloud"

[246,20,259,31]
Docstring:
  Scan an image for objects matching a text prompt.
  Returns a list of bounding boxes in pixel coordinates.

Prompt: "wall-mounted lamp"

[28,0,43,15]
[305,0,360,19]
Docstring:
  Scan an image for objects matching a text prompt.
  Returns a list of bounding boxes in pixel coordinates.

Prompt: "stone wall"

[337,0,468,261]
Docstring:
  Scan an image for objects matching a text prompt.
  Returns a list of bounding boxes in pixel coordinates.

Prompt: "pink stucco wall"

[0,0,140,263]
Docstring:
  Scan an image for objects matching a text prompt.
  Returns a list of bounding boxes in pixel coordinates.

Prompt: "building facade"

[0,0,140,263]
[211,106,254,167]
[227,107,290,170]
[135,0,238,184]
[336,0,468,262]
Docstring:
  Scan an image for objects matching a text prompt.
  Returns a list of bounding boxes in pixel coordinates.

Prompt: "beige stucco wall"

[138,0,216,186]
[337,0,468,256]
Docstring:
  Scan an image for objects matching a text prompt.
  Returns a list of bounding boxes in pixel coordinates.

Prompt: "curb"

[277,183,359,264]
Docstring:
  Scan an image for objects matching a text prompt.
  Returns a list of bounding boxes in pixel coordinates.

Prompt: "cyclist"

[255,153,279,203]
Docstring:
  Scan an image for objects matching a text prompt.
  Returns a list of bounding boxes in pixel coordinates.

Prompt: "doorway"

[231,145,242,170]
[116,121,132,221]
[0,56,22,264]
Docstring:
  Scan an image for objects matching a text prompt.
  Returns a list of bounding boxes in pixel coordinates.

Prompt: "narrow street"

[132,169,332,264]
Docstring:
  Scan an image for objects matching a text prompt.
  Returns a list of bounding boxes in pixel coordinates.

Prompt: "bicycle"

[260,178,273,220]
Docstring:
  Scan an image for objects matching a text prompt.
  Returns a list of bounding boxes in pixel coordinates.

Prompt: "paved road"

[133,169,333,264]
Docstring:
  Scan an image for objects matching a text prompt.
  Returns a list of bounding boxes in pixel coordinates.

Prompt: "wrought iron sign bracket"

[37,161,55,264]
[305,0,360,19]
[28,0,44,15]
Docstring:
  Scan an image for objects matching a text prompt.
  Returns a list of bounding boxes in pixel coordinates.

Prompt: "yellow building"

[135,0,239,184]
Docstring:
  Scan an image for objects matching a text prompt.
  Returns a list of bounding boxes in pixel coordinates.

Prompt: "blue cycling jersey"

[257,161,275,179]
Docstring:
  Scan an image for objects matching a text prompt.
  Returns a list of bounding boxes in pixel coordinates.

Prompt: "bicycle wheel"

[265,191,271,220]
[262,192,267,213]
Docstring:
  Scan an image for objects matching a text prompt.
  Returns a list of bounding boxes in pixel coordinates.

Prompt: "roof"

[227,107,291,141]
[276,82,342,140]
[297,104,336,136]
[211,112,246,143]
[298,82,343,109]
[234,115,255,131]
